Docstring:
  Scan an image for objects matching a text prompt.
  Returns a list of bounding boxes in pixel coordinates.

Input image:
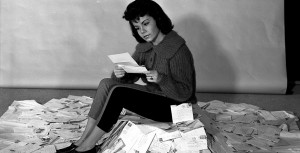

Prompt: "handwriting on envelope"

[171,103,194,124]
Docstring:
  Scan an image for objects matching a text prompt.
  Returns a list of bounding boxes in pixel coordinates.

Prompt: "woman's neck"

[152,32,165,46]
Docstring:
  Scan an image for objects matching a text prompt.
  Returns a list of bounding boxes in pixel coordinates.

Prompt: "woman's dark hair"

[123,0,174,43]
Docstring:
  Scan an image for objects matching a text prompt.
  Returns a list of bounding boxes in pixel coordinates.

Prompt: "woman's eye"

[144,22,149,26]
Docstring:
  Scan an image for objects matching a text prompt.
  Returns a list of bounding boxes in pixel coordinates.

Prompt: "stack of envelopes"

[194,100,300,153]
[1,97,299,153]
[97,118,210,153]
[0,95,93,153]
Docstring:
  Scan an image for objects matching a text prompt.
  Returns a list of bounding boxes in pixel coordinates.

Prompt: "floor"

[1,84,300,117]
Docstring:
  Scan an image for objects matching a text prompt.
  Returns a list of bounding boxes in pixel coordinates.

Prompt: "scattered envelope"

[171,103,194,124]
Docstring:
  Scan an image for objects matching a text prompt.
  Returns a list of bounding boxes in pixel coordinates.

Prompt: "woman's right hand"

[114,65,126,78]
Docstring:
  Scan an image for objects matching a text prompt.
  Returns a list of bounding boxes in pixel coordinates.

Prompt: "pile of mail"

[0,95,93,153]
[0,96,211,153]
[97,119,210,153]
[194,100,300,153]
[97,103,211,153]
[2,95,298,153]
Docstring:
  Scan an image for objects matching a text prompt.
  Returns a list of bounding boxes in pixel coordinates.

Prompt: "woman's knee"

[107,86,129,100]
[97,78,118,90]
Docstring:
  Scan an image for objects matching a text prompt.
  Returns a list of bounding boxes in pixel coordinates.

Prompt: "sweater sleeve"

[158,45,195,102]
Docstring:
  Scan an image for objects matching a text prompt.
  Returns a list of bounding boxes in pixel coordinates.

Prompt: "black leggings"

[96,85,180,132]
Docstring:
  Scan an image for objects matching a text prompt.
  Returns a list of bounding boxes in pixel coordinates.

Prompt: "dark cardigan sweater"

[112,31,197,104]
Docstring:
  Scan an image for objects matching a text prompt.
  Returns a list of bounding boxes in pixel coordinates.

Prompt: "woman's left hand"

[146,70,161,83]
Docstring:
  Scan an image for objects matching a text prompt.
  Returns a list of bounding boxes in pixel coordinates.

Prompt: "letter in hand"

[114,65,126,78]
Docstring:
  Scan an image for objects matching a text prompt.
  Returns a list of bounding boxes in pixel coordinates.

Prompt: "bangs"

[125,9,148,22]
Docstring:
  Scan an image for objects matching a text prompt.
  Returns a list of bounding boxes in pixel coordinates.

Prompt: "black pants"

[92,79,180,132]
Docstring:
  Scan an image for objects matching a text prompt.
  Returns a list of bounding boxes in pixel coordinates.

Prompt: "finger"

[117,73,124,78]
[114,70,122,73]
[144,71,150,74]
[117,72,125,76]
[115,69,125,73]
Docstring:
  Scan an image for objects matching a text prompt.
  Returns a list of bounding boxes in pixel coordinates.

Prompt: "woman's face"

[132,15,164,45]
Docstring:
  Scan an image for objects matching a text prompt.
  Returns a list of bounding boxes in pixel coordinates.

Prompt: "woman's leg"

[75,78,119,146]
[97,86,180,132]
[75,86,180,151]
[75,126,106,151]
[88,78,119,120]
[73,117,96,146]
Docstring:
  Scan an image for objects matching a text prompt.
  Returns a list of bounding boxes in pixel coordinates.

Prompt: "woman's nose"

[140,26,146,33]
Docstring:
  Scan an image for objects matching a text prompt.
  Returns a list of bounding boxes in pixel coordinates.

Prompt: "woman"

[57,0,197,152]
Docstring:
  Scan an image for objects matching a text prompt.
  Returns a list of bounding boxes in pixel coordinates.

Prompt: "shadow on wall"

[175,14,236,93]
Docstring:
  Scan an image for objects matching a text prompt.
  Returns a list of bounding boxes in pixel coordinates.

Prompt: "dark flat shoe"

[72,146,97,153]
[56,143,78,153]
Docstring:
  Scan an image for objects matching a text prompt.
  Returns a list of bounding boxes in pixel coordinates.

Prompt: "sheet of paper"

[14,100,46,110]
[174,138,208,152]
[108,52,148,73]
[21,143,42,153]
[13,127,34,134]
[148,135,172,153]
[119,65,148,74]
[118,121,144,152]
[133,130,156,153]
[102,138,126,153]
[258,110,278,120]
[171,103,194,124]
[270,111,295,119]
[226,104,246,112]
[108,52,138,66]
[174,128,208,152]
[43,99,67,111]
[0,142,27,153]
[158,130,182,142]
[181,127,207,138]
[34,145,56,153]
[67,95,93,104]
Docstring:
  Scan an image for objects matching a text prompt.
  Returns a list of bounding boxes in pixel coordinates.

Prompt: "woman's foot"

[56,143,78,153]
[71,146,97,153]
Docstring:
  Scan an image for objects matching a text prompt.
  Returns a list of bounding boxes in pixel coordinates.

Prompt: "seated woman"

[56,0,197,152]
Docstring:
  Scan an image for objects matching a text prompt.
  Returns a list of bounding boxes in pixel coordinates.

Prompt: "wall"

[0,0,286,94]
